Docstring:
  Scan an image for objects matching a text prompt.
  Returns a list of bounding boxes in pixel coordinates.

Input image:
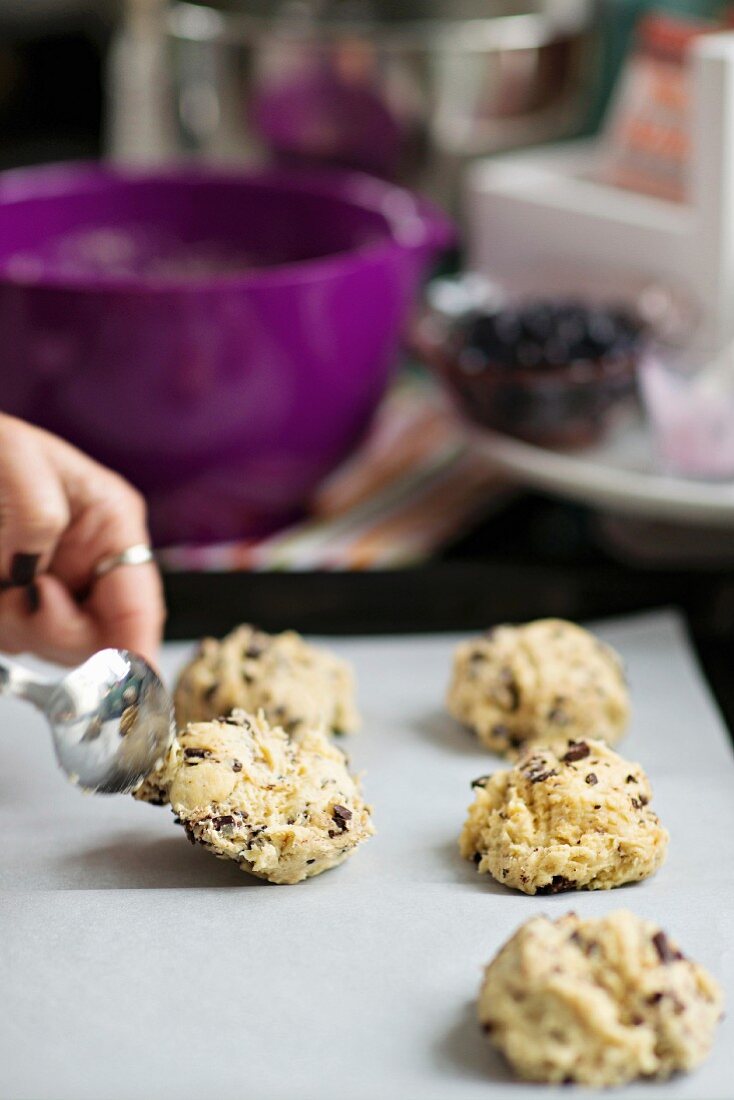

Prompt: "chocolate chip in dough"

[331,804,352,833]
[184,748,211,760]
[562,741,590,763]
[548,706,569,726]
[652,931,684,964]
[523,757,558,784]
[498,667,521,711]
[535,875,575,894]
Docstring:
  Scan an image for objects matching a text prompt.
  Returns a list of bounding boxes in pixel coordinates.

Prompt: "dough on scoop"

[460,738,668,894]
[135,710,373,884]
[447,619,629,756]
[174,624,359,735]
[478,910,723,1086]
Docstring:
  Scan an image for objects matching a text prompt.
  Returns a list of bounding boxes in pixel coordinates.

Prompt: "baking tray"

[0,610,731,1100]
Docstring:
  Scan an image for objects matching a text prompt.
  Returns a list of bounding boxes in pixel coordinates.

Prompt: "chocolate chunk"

[523,758,558,783]
[183,747,211,760]
[331,804,352,833]
[562,741,590,763]
[245,826,265,850]
[306,859,315,865]
[472,852,482,865]
[498,667,521,711]
[232,761,242,772]
[652,931,683,963]
[585,772,598,785]
[245,643,263,659]
[481,1022,495,1033]
[536,875,574,895]
[531,769,558,783]
[211,815,234,830]
[471,775,491,789]
[626,774,637,783]
[548,707,569,726]
[647,991,664,1005]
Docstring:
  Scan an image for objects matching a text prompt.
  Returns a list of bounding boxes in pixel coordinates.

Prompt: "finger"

[0,576,97,666]
[86,562,166,666]
[0,426,70,582]
[48,474,151,595]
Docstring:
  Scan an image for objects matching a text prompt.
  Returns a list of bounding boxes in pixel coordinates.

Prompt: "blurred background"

[1,0,734,695]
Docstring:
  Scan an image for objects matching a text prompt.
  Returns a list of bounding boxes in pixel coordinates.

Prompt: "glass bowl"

[640,343,734,481]
[416,269,692,451]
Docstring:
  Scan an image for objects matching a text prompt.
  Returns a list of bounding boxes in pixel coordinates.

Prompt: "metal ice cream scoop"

[0,649,174,793]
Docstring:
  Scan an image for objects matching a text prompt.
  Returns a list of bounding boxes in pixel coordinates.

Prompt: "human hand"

[0,414,165,666]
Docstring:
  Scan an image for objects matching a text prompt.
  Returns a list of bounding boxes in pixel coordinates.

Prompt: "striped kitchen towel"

[158,372,508,571]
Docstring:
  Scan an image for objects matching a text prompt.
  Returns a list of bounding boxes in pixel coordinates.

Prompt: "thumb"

[86,563,166,666]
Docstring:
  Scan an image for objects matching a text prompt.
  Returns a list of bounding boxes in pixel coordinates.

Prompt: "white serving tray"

[468,413,734,528]
[0,611,732,1100]
[466,33,734,351]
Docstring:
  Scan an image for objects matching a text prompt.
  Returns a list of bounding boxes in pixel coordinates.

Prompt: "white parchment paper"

[0,610,731,1100]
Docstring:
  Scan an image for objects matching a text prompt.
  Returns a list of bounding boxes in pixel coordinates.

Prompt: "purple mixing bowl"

[0,163,453,545]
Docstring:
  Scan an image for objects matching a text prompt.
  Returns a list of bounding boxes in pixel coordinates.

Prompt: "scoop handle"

[0,656,55,711]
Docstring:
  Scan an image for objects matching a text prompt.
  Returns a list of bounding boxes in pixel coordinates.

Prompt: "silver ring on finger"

[94,543,155,578]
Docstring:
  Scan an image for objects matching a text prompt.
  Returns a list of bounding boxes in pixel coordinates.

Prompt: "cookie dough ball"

[447,619,628,756]
[174,625,359,736]
[132,739,183,806]
[137,710,373,884]
[460,739,668,894]
[478,911,723,1086]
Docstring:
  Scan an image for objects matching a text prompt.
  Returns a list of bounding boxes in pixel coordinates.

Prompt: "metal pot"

[164,0,599,207]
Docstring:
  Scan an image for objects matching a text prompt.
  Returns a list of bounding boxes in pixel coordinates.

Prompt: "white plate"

[469,412,734,528]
